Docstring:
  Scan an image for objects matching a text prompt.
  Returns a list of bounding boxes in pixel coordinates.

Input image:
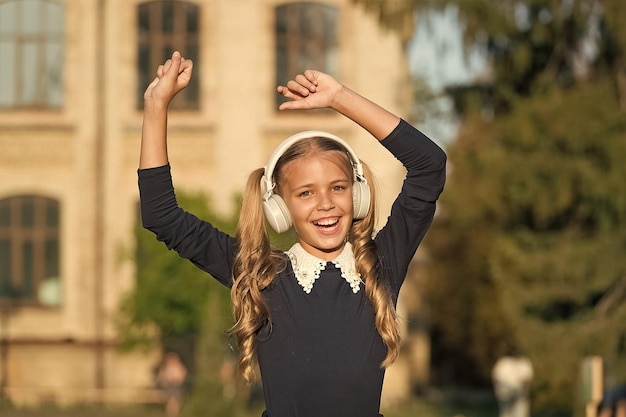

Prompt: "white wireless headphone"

[262,131,371,233]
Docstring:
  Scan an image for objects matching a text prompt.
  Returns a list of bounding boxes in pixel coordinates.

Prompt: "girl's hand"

[143,51,193,107]
[277,70,343,111]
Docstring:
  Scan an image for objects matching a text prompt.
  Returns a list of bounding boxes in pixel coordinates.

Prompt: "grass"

[0,403,165,417]
[0,397,499,417]
[384,398,498,417]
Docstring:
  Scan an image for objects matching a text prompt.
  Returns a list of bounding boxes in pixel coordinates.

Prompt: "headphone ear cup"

[263,194,292,233]
[352,181,371,220]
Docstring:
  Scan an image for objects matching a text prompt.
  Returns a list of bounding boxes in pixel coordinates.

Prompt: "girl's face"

[279,152,353,260]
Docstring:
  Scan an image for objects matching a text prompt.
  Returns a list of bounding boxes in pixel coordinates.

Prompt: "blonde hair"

[229,137,400,382]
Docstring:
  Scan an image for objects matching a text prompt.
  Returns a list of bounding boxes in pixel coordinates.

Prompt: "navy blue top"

[138,120,446,417]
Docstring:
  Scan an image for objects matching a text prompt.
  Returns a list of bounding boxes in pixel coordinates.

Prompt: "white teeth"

[314,218,337,226]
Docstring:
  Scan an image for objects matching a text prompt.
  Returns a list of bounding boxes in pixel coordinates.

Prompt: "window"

[0,0,65,109]
[275,2,339,107]
[0,196,61,306]
[138,1,200,110]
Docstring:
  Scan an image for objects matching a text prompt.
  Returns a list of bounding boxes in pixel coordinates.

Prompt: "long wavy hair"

[229,137,400,382]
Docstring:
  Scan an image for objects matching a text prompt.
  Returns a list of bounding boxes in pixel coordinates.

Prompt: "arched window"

[0,0,65,109]
[137,1,200,110]
[0,196,61,306]
[275,2,339,107]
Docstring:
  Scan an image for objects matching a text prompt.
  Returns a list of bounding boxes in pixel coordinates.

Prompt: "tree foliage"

[431,82,626,412]
[355,0,626,413]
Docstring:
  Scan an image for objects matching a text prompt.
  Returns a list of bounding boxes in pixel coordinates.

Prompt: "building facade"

[0,0,421,406]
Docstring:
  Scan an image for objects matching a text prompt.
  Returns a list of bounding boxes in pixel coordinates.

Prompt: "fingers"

[145,51,193,103]
[303,70,320,86]
[278,101,300,111]
[288,74,317,96]
[275,81,311,101]
[295,74,317,92]
[276,70,339,111]
[287,80,311,97]
[276,87,313,111]
[156,52,192,79]
[276,86,306,104]
[179,57,193,78]
[276,70,321,99]
[170,51,193,77]
[164,52,181,80]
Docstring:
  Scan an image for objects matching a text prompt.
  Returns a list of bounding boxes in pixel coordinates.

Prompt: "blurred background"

[0,1,624,417]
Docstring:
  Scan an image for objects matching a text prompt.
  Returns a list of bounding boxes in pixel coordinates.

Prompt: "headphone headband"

[261,130,371,233]
[263,130,365,200]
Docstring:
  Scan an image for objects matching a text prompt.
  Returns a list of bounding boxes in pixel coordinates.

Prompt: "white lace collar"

[285,242,362,294]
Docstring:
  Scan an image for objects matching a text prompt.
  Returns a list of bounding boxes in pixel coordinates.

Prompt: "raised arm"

[277,70,400,141]
[138,52,236,286]
[139,51,194,169]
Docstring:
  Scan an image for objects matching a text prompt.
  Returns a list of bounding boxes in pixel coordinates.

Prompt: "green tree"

[353,0,626,106]
[432,82,626,412]
[355,0,626,413]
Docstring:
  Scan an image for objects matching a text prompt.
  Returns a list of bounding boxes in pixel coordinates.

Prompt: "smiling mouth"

[313,218,340,229]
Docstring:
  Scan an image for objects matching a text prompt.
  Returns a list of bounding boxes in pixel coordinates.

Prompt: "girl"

[139,51,446,417]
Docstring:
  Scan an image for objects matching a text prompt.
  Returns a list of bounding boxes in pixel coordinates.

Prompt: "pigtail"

[229,168,286,382]
[230,143,400,380]
[350,161,401,368]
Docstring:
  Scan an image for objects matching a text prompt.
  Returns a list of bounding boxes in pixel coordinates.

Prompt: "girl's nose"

[316,191,335,210]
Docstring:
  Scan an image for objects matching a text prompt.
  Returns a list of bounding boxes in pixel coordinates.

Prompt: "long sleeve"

[138,164,237,287]
[374,119,447,294]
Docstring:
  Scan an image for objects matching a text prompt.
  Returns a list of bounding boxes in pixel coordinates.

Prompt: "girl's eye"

[333,185,346,191]
[298,190,312,197]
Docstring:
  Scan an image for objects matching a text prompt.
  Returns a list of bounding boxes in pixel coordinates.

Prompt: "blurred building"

[0,0,423,407]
